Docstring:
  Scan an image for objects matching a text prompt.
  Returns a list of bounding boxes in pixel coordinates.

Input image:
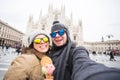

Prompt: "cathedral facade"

[25,5,83,46]
[25,5,120,55]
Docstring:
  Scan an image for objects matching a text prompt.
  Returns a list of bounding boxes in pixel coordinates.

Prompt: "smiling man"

[48,21,120,80]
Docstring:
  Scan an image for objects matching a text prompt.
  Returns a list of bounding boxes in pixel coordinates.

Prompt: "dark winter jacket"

[49,22,120,80]
[49,45,120,80]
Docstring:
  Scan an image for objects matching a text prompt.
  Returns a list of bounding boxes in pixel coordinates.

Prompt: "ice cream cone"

[41,56,55,79]
[45,74,53,79]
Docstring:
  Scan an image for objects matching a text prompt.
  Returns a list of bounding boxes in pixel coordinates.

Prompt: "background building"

[84,40,120,55]
[24,5,120,55]
[0,5,119,55]
[0,19,24,48]
[24,5,83,46]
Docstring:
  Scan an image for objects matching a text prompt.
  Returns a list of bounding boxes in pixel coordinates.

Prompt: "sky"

[0,0,120,42]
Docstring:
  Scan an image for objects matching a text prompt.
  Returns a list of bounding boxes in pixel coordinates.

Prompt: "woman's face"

[33,34,49,53]
[51,30,67,47]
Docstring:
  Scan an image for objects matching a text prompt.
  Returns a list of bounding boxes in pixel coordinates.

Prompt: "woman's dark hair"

[29,42,34,48]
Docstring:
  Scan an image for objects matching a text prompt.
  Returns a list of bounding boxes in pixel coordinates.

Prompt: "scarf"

[50,35,76,80]
[49,22,76,80]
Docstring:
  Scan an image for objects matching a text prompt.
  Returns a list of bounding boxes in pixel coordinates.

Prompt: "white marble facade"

[24,5,83,46]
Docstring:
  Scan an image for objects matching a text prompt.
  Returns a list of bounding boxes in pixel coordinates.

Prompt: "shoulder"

[11,54,39,67]
[72,46,89,56]
[75,46,87,50]
[15,54,36,61]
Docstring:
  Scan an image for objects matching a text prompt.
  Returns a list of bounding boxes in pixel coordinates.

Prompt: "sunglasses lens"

[34,39,41,44]
[34,37,49,44]
[43,37,48,42]
[58,29,65,36]
[50,32,56,38]
[50,29,65,38]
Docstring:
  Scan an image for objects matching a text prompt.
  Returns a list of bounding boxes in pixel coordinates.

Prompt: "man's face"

[51,29,67,47]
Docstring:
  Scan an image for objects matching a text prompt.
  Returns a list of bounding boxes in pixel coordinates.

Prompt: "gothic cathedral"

[25,5,83,46]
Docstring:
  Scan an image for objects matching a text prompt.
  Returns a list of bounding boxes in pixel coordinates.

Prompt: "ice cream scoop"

[41,56,55,79]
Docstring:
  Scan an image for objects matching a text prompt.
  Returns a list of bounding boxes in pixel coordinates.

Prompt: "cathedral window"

[54,14,58,20]
[42,25,45,30]
[74,35,76,40]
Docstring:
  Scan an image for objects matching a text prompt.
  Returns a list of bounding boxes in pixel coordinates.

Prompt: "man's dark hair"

[53,21,60,25]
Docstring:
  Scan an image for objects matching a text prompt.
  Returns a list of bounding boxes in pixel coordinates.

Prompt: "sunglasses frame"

[34,37,49,44]
[50,29,65,38]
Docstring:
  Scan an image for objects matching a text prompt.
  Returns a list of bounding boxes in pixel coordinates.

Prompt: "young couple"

[4,21,120,80]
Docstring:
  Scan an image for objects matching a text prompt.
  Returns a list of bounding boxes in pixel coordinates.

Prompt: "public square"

[0,49,120,80]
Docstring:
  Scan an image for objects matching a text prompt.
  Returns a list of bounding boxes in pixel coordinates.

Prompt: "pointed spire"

[48,3,53,13]
[101,36,104,42]
[71,12,73,21]
[61,4,65,15]
[48,3,51,10]
[27,14,34,33]
[78,19,82,27]
[63,4,65,12]
[28,14,33,23]
[39,9,42,19]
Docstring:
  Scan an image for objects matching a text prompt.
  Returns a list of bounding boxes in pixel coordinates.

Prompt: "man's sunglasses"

[34,37,49,44]
[50,29,65,38]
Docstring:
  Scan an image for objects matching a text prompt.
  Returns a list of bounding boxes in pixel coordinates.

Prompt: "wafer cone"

[41,56,52,66]
[41,56,55,79]
[45,74,53,79]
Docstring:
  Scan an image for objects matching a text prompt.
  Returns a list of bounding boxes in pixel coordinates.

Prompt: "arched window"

[42,25,45,30]
[74,35,76,40]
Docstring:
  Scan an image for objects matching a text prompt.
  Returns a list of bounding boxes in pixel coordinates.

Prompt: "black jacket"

[49,23,120,80]
[49,46,120,80]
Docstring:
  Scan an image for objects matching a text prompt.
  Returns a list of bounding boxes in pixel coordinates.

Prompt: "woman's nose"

[40,40,45,43]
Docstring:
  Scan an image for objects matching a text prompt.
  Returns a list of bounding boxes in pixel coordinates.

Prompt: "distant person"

[92,51,97,55]
[15,46,21,55]
[3,31,54,80]
[110,51,116,61]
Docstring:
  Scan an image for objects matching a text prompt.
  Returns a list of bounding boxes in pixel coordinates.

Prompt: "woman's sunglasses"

[50,29,65,38]
[34,37,49,44]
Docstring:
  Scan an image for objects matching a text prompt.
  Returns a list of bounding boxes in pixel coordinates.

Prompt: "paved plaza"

[0,52,120,80]
[89,54,120,68]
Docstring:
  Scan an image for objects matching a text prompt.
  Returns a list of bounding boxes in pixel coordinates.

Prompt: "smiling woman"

[3,30,54,80]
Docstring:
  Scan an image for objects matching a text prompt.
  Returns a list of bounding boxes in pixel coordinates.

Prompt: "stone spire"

[101,36,104,42]
[48,4,53,13]
[39,10,42,19]
[26,15,34,36]
[78,19,83,45]
[61,5,65,15]
[71,12,73,22]
[78,19,82,27]
[38,9,42,22]
[28,15,33,23]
